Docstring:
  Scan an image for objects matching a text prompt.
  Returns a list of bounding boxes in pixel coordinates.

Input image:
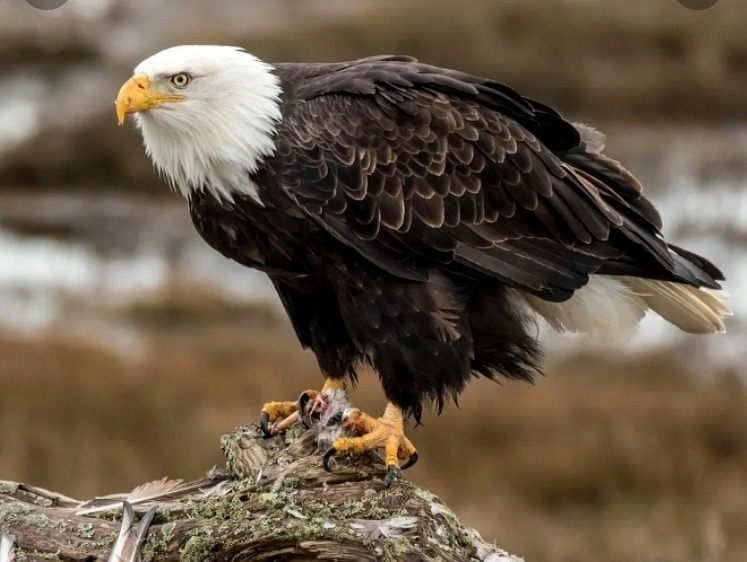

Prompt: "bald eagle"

[116,45,730,479]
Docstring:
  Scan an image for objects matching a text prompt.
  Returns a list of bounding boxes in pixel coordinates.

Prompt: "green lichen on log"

[0,422,522,562]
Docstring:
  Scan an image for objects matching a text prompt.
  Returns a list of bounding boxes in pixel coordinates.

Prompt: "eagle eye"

[169,73,191,88]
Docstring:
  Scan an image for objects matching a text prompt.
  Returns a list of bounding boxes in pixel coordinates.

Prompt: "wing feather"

[263,60,723,300]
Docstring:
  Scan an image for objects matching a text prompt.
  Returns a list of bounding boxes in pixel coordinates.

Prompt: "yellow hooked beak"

[115,74,185,125]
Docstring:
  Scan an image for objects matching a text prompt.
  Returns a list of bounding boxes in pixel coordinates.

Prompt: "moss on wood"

[0,423,523,562]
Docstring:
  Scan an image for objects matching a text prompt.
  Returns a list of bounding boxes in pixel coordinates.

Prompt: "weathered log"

[0,421,521,562]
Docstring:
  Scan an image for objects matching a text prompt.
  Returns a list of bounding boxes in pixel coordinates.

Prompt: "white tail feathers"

[518,276,648,339]
[622,278,731,334]
[516,274,732,338]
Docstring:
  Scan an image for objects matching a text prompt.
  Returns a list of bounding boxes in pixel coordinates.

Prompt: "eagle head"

[115,45,282,201]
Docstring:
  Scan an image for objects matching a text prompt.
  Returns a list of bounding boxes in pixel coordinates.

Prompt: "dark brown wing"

[262,59,718,301]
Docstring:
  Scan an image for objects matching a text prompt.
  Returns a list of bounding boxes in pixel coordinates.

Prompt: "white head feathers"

[129,45,283,202]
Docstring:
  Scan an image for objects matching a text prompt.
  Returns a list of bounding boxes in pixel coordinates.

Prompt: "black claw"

[298,392,313,429]
[401,451,419,471]
[297,391,311,417]
[386,465,403,488]
[326,411,344,427]
[322,447,337,472]
[259,412,272,438]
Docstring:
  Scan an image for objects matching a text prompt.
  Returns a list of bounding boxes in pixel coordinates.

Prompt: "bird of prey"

[115,45,730,479]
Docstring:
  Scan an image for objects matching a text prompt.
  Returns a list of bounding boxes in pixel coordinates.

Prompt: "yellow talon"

[260,401,298,421]
[323,403,418,485]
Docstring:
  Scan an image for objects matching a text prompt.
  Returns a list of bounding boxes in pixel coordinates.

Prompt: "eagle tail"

[516,275,732,338]
[621,278,731,334]
[517,276,647,339]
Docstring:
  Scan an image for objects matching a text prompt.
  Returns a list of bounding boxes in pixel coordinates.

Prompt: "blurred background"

[0,0,746,560]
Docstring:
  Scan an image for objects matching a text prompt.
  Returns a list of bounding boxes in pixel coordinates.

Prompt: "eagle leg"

[259,378,345,437]
[323,402,418,487]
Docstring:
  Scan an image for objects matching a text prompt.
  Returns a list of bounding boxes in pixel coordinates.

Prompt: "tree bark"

[0,423,522,562]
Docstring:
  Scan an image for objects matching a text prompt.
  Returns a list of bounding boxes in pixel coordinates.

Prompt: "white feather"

[76,473,230,516]
[516,275,648,339]
[515,274,731,338]
[623,278,732,334]
[0,534,15,562]
[131,45,282,203]
[349,516,419,543]
[572,122,606,154]
[106,502,157,562]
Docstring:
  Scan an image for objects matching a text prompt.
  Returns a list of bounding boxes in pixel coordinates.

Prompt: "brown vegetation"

[5,0,747,192]
[241,0,747,122]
